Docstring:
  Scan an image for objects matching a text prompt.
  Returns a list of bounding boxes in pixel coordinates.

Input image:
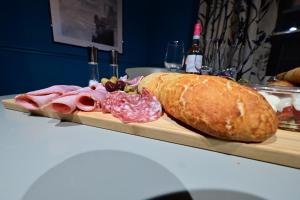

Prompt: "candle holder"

[110,50,119,78]
[88,47,99,86]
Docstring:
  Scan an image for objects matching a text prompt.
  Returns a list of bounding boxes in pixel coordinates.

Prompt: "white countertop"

[1,95,300,200]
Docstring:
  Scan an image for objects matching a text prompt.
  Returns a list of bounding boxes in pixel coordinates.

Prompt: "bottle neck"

[192,34,200,45]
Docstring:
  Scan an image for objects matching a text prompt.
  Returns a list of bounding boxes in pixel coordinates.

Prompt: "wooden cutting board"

[2,98,300,169]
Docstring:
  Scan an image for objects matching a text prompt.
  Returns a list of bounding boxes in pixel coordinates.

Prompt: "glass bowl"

[251,85,300,132]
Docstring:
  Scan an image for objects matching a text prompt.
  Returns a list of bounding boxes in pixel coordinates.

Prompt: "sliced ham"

[102,89,162,123]
[44,95,78,114]
[15,85,82,110]
[119,75,143,87]
[27,85,81,95]
[15,93,61,110]
[43,87,91,114]
[76,87,107,112]
[89,82,107,92]
[44,86,107,113]
[124,76,143,87]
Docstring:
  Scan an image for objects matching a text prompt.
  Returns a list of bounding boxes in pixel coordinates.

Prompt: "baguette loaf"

[276,72,286,80]
[138,72,278,142]
[276,67,300,85]
[267,80,295,87]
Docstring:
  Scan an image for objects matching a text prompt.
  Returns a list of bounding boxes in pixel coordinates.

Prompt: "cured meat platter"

[2,98,300,169]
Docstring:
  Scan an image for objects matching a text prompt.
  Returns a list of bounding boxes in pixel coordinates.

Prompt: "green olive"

[124,85,135,93]
[101,78,109,85]
[128,91,137,94]
[110,76,118,84]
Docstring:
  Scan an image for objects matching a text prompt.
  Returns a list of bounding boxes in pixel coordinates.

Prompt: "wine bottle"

[185,21,203,73]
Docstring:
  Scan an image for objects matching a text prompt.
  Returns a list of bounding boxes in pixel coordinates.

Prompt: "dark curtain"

[198,0,278,83]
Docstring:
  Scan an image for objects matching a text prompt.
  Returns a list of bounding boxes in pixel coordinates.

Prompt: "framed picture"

[49,0,123,53]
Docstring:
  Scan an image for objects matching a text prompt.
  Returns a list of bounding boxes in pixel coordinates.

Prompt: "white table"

[1,95,300,200]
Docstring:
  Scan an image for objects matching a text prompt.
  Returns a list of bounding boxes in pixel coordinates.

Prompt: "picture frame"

[49,0,123,53]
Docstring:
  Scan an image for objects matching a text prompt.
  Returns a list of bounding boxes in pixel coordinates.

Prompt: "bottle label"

[185,55,202,73]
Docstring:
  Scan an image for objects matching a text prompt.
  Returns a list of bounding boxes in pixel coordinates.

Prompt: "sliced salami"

[102,89,162,123]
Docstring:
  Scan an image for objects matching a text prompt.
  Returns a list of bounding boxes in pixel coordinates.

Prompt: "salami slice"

[102,89,162,123]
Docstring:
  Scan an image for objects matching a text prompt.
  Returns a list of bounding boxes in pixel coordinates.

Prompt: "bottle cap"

[194,21,202,36]
[88,46,98,64]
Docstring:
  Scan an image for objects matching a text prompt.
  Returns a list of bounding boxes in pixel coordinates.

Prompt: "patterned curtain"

[198,0,278,83]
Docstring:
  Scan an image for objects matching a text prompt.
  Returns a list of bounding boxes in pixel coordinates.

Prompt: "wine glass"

[192,39,215,75]
[164,41,185,72]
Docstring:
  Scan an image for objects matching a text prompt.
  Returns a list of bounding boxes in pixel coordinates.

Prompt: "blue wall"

[146,0,200,66]
[0,0,199,95]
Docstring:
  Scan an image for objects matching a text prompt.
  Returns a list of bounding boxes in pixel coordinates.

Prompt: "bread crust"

[276,72,286,80]
[267,80,295,87]
[276,67,300,85]
[284,67,300,84]
[139,72,278,142]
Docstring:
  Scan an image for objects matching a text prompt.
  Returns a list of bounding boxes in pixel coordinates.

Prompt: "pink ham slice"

[26,85,81,96]
[120,75,143,87]
[124,76,143,87]
[15,93,61,110]
[43,87,91,114]
[102,89,162,123]
[76,84,107,112]
[45,95,78,114]
[15,85,82,110]
[44,86,107,114]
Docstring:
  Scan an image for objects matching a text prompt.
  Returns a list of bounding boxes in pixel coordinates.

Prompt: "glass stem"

[89,63,99,86]
[111,64,119,78]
